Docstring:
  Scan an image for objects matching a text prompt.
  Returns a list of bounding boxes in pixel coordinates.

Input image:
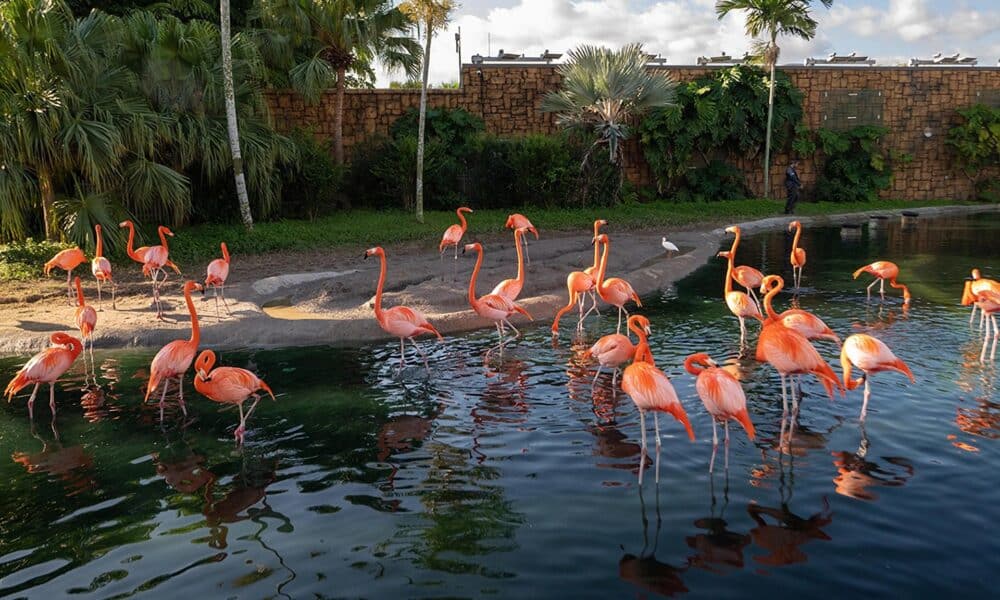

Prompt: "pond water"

[2,212,1000,598]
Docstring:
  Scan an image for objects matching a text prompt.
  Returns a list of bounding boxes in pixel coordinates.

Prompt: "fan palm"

[716,0,832,198]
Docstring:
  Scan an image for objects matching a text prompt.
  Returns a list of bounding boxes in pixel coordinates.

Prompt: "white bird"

[661,237,679,257]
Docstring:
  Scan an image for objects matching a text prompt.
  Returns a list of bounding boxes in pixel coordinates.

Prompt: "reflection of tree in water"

[619,484,688,597]
[831,424,915,501]
[685,472,751,574]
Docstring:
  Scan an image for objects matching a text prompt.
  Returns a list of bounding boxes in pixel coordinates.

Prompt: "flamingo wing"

[622,362,695,440]
[206,259,229,285]
[197,367,263,403]
[726,291,762,320]
[439,224,464,251]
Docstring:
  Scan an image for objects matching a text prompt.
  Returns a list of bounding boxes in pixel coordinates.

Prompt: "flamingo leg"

[213,286,221,320]
[27,382,40,420]
[236,402,245,443]
[66,270,73,304]
[612,368,619,387]
[111,280,117,310]
[779,373,789,451]
[709,418,718,473]
[409,337,429,370]
[748,287,762,313]
[879,278,886,299]
[178,377,187,417]
[88,338,95,380]
[866,279,878,301]
[96,279,104,311]
[591,365,603,389]
[159,378,170,421]
[981,314,992,362]
[653,412,662,483]
[860,376,871,421]
[638,410,647,486]
[220,284,232,315]
[616,307,623,334]
[398,338,407,372]
[49,382,56,415]
[992,315,999,361]
[970,305,977,325]
[724,421,730,472]
[738,316,747,347]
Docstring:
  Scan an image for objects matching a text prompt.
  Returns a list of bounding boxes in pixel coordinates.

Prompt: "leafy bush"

[0,238,73,281]
[672,160,751,202]
[280,130,345,219]
[947,104,1000,201]
[795,126,907,203]
[389,107,485,152]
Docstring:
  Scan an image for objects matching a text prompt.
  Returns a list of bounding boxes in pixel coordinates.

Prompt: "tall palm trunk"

[762,36,778,200]
[38,167,58,241]
[414,24,432,224]
[221,0,253,230]
[334,66,346,165]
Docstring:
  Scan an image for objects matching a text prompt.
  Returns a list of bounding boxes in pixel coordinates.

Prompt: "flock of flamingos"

[5,210,1000,480]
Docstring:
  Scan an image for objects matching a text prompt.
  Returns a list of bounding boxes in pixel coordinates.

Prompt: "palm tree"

[399,0,456,223]
[716,0,832,198]
[254,0,421,165]
[221,0,253,230]
[541,44,676,198]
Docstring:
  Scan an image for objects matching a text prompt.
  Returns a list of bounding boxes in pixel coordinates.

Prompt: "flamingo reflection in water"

[472,358,530,464]
[685,471,751,574]
[152,436,214,495]
[748,497,833,567]
[11,420,96,497]
[619,483,689,597]
[831,424,915,501]
[377,405,442,490]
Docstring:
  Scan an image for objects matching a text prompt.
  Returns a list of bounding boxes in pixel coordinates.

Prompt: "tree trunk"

[221,0,253,230]
[334,66,346,165]
[414,23,433,224]
[763,42,777,200]
[38,168,58,241]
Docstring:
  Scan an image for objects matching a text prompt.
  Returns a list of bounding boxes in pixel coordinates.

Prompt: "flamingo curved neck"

[221,243,230,264]
[158,228,170,250]
[591,222,602,270]
[184,286,200,346]
[373,252,387,322]
[791,225,802,256]
[468,247,483,308]
[596,239,610,289]
[124,223,139,260]
[75,279,85,307]
[457,209,468,232]
[723,253,734,295]
[513,229,524,285]
[729,228,741,257]
[683,356,705,375]
[95,226,104,257]
[763,280,782,320]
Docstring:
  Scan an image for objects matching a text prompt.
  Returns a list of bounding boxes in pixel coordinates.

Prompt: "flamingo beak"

[363,252,369,260]
[707,358,718,367]
[644,326,651,335]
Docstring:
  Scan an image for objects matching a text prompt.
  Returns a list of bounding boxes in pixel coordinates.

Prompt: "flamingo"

[4,333,83,419]
[505,213,539,265]
[621,325,695,485]
[204,242,232,319]
[725,225,764,309]
[759,275,840,344]
[439,207,473,259]
[141,225,176,320]
[364,246,443,371]
[853,261,910,304]
[464,242,532,360]
[684,352,756,472]
[788,220,806,290]
[840,334,915,421]
[73,277,97,378]
[974,290,1000,362]
[90,224,116,310]
[583,315,651,388]
[962,269,1000,328]
[44,247,87,304]
[119,220,181,274]
[491,227,529,301]
[145,281,202,420]
[551,219,605,335]
[194,350,276,444]
[718,250,763,346]
[593,233,642,334]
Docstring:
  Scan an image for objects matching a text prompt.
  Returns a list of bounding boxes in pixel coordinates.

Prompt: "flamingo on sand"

[583,315,651,388]
[684,352,756,472]
[551,220,606,335]
[73,277,97,378]
[788,220,807,290]
[759,275,840,344]
[621,319,695,485]
[439,207,473,259]
[840,334,915,421]
[364,246,443,371]
[464,242,532,360]
[140,226,177,320]
[718,250,763,346]
[962,269,1000,328]
[853,261,911,305]
[593,233,642,334]
[725,225,764,309]
[5,332,83,420]
[973,290,1000,362]
[505,213,539,265]
[91,224,116,310]
[44,247,87,304]
[194,350,275,444]
[204,242,232,318]
[145,281,202,420]
[120,220,181,274]
[491,227,529,301]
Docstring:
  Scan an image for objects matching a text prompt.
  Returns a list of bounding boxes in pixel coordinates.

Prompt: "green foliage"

[796,126,901,202]
[947,104,1000,201]
[0,238,73,280]
[390,107,485,151]
[673,160,752,202]
[280,130,345,219]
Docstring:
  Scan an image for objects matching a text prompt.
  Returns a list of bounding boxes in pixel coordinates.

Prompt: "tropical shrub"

[794,126,907,203]
[947,104,1000,201]
[279,130,345,219]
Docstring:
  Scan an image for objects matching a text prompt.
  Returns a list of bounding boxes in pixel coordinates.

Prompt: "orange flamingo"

[759,275,840,344]
[621,324,695,484]
[119,219,181,273]
[962,269,1000,328]
[364,246,443,371]
[44,247,87,304]
[594,233,642,334]
[551,220,605,336]
[141,225,176,320]
[725,225,764,309]
[439,206,473,259]
[840,334,914,421]
[583,315,650,388]
[204,242,232,319]
[505,213,539,264]
[90,224,116,310]
[718,250,763,345]
[853,261,910,305]
[73,277,97,378]
[194,350,276,444]
[145,281,202,420]
[684,352,756,472]
[5,333,83,419]
[788,220,806,290]
[491,227,529,301]
[464,242,532,359]
[581,218,607,313]
[974,290,1000,362]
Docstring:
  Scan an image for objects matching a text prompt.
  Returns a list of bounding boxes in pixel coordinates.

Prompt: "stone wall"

[266,64,1000,201]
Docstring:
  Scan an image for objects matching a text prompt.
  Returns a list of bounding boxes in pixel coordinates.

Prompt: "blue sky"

[378,0,1000,84]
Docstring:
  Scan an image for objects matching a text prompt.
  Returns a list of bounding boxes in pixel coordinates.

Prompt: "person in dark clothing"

[784,160,801,214]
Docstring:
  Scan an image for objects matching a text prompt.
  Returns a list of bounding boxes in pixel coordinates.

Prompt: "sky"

[376,0,1000,85]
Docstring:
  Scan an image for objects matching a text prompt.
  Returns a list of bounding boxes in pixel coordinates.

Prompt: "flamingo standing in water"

[788,220,806,290]
[439,207,473,259]
[140,226,176,320]
[194,350,275,444]
[962,269,1000,328]
[974,290,1000,362]
[120,220,181,274]
[505,213,539,265]
[725,225,764,309]
[145,281,202,420]
[759,275,840,344]
[464,242,532,360]
[73,277,97,378]
[91,224,116,310]
[44,247,87,304]
[491,227,529,301]
[4,333,83,420]
[684,352,756,472]
[204,242,232,318]
[853,261,911,305]
[583,315,651,388]
[593,233,642,334]
[621,318,695,485]
[718,250,763,346]
[364,246,443,371]
[840,334,914,421]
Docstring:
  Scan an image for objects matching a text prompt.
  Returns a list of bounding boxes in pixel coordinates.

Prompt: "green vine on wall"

[946,104,1000,201]
[792,125,910,203]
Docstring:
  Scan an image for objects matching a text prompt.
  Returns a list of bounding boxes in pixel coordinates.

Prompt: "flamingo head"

[118,220,132,228]
[182,281,202,295]
[760,274,784,294]
[788,220,801,231]
[717,250,731,259]
[458,206,473,214]
[592,233,610,245]
[683,352,717,375]
[626,314,651,336]
[462,242,482,255]
[194,349,216,380]
[972,268,982,280]
[595,219,608,229]
[364,246,384,260]
[158,226,174,237]
[725,225,739,235]
[504,214,515,228]
[95,224,102,234]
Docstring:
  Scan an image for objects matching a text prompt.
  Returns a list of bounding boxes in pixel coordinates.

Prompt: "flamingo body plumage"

[4,333,83,419]
[145,281,202,419]
[194,349,275,443]
[853,260,910,304]
[840,333,914,421]
[685,352,755,471]
[439,207,473,258]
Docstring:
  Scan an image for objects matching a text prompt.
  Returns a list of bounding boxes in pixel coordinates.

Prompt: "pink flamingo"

[439,207,473,259]
[464,242,532,359]
[962,269,1000,328]
[759,275,840,344]
[718,251,763,346]
[73,277,97,378]
[593,233,642,334]
[974,290,1000,362]
[788,220,807,290]
[853,261,910,305]
[583,315,651,388]
[145,281,202,420]
[505,213,539,264]
[491,227,529,301]
[44,247,87,304]
[141,225,176,320]
[119,220,181,273]
[90,224,116,310]
[204,242,232,319]
[194,350,276,444]
[684,352,756,472]
[5,333,83,419]
[840,334,915,421]
[365,246,443,371]
[551,220,606,336]
[725,225,764,309]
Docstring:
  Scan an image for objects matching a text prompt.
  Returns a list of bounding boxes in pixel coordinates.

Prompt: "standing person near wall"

[784,159,802,214]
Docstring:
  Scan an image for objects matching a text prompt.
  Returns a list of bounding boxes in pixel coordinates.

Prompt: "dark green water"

[2,212,1000,598]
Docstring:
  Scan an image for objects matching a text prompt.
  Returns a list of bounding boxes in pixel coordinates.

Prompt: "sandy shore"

[1,204,995,355]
